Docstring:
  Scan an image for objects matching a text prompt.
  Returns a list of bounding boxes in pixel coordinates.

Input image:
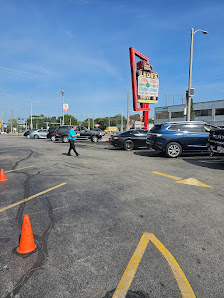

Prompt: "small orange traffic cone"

[16,215,37,256]
[0,169,8,181]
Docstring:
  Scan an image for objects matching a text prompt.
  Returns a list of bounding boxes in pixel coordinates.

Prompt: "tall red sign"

[129,47,159,130]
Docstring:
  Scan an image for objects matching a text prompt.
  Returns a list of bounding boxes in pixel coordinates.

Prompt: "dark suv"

[54,125,103,143]
[146,121,219,158]
[207,128,224,155]
[47,126,58,141]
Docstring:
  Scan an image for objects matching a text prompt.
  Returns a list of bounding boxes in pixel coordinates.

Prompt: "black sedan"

[110,129,149,150]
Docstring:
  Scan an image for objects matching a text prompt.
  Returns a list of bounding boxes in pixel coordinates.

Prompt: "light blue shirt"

[68,129,77,141]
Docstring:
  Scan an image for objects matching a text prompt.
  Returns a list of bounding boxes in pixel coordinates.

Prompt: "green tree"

[190,98,195,121]
[58,114,78,125]
[7,118,18,132]
[114,114,127,125]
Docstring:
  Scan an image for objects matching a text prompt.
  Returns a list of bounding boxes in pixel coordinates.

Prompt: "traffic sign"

[0,120,2,126]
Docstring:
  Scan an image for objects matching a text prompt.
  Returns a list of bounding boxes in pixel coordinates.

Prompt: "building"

[154,99,224,127]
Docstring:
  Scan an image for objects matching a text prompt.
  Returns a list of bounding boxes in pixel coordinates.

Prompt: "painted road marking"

[175,178,212,188]
[5,166,34,173]
[0,156,18,160]
[0,183,67,213]
[152,171,182,180]
[113,233,195,298]
[152,171,212,188]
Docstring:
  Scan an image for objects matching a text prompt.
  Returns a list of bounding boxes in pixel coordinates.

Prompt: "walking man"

[67,125,80,156]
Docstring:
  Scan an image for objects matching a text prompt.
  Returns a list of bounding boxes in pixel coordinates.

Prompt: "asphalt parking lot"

[0,135,224,298]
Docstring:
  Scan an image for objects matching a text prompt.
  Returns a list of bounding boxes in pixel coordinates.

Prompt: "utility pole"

[127,92,130,130]
[92,118,94,129]
[109,117,110,127]
[181,94,184,105]
[11,110,13,133]
[30,102,33,129]
[187,28,208,121]
[59,90,65,125]
[121,109,123,132]
[173,95,176,105]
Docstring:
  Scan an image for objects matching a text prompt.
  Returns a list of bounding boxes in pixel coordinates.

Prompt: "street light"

[187,28,208,121]
[30,101,40,129]
[59,90,64,125]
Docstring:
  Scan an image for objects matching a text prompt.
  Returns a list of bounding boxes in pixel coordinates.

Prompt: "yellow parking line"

[5,166,34,173]
[113,233,150,297]
[149,233,195,297]
[0,183,67,213]
[152,171,182,180]
[113,233,195,298]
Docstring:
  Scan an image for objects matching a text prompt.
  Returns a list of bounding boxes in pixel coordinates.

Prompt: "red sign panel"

[63,103,69,112]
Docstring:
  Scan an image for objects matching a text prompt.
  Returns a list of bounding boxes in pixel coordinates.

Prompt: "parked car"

[24,129,36,138]
[146,121,220,158]
[110,129,149,150]
[54,125,103,143]
[47,126,58,141]
[207,128,224,155]
[92,128,105,136]
[29,129,48,139]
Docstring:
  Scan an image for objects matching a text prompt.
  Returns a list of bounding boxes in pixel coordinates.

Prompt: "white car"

[0,131,6,134]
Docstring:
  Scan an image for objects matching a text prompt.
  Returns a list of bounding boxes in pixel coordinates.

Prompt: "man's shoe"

[67,153,72,156]
[76,153,80,156]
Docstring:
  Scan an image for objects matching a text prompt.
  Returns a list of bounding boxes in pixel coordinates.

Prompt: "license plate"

[217,146,224,153]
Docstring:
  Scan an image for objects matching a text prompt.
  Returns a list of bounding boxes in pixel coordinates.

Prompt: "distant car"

[54,125,103,143]
[29,129,48,139]
[110,129,149,150]
[146,121,220,158]
[207,128,224,155]
[92,128,105,136]
[0,131,6,134]
[24,129,36,138]
[47,126,58,141]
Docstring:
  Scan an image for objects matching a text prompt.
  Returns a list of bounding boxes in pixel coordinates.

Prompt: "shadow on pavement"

[183,155,224,170]
[133,150,165,157]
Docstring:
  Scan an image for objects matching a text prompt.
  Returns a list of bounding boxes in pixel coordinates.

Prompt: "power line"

[0,66,41,79]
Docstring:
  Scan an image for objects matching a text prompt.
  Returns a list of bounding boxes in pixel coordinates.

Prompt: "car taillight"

[113,137,119,140]
[56,132,59,136]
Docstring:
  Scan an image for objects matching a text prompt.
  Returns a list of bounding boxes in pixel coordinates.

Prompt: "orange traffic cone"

[16,215,37,256]
[0,169,8,181]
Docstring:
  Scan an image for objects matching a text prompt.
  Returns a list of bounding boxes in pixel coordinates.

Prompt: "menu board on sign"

[138,76,159,98]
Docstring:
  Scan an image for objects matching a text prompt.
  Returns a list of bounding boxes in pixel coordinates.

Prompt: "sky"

[0,0,224,123]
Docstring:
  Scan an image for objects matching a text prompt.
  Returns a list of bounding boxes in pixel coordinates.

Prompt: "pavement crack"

[12,149,34,171]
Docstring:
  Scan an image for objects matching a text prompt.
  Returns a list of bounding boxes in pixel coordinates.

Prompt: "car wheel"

[124,139,134,151]
[63,136,68,143]
[34,134,39,139]
[51,135,56,142]
[165,142,182,158]
[91,135,98,143]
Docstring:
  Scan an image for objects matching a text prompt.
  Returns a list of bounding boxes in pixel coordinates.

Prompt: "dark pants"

[68,139,78,155]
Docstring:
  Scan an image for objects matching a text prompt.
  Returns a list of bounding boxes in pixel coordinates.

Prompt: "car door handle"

[182,134,187,137]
